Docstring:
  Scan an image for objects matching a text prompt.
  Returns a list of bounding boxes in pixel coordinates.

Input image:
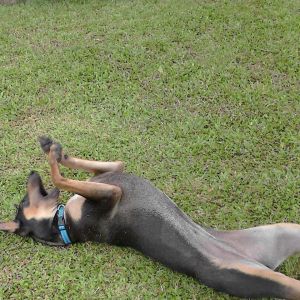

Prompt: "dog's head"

[0,171,63,245]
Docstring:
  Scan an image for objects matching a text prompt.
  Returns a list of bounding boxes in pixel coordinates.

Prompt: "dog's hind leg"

[39,136,124,174]
[206,223,300,270]
[209,258,300,299]
[46,143,122,208]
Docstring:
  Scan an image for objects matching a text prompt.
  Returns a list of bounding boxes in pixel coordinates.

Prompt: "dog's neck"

[33,206,71,246]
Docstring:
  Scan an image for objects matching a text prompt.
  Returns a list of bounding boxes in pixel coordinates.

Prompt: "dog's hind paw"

[39,136,54,153]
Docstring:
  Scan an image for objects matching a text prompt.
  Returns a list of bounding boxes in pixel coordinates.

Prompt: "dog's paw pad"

[39,136,54,153]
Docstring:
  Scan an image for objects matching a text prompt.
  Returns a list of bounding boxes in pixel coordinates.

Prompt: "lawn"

[0,0,299,299]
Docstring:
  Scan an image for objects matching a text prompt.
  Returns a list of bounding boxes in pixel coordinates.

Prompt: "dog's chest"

[65,194,86,222]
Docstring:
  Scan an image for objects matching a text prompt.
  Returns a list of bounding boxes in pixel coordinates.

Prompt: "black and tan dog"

[1,136,300,299]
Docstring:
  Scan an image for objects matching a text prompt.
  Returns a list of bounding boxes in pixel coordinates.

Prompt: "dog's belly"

[84,172,240,278]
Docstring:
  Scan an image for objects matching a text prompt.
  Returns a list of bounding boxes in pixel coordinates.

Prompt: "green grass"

[0,0,299,298]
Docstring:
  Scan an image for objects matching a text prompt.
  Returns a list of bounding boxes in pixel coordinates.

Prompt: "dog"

[1,136,300,299]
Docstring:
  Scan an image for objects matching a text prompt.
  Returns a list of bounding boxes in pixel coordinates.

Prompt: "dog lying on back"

[1,136,300,299]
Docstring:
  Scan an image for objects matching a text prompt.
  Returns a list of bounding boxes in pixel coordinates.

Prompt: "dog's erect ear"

[0,221,20,233]
[46,188,60,200]
[27,171,47,197]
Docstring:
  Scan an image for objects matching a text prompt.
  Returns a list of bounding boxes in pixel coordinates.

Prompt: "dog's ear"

[45,188,60,205]
[27,171,47,198]
[0,221,20,233]
[46,188,60,200]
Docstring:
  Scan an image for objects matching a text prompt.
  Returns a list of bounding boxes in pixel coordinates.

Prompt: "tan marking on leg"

[61,157,124,174]
[109,200,119,219]
[65,194,86,222]
[217,260,300,299]
[48,145,122,209]
[55,178,121,203]
[51,141,124,174]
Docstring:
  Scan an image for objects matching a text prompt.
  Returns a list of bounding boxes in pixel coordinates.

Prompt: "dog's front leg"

[47,144,122,209]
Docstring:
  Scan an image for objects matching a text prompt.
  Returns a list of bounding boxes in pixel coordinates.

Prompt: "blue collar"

[57,204,72,245]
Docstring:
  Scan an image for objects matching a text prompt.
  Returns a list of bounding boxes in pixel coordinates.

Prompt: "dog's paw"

[49,143,63,162]
[39,136,54,153]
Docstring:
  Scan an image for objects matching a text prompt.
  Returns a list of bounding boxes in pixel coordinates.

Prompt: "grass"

[0,0,299,298]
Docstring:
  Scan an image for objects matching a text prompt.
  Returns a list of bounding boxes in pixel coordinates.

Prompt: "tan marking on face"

[0,221,19,232]
[23,204,57,220]
[65,194,86,222]
[24,186,59,221]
